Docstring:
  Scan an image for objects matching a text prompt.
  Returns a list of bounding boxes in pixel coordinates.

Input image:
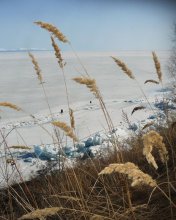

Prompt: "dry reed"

[111,56,135,79]
[99,162,156,187]
[69,108,75,129]
[152,51,162,82]
[73,76,99,98]
[131,106,145,115]
[144,79,159,84]
[34,21,68,43]
[10,146,31,150]
[142,122,154,130]
[28,53,43,83]
[143,130,168,169]
[51,36,65,68]
[0,102,21,111]
[18,207,62,220]
[52,121,78,142]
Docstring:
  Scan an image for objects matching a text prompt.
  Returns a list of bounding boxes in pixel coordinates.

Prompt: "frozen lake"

[0,50,170,145]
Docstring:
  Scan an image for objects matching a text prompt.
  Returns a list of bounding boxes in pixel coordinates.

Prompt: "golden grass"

[152,51,162,82]
[99,162,157,187]
[28,53,43,83]
[34,21,69,43]
[18,207,62,220]
[52,121,78,142]
[73,76,99,98]
[0,102,21,111]
[69,108,75,129]
[111,56,135,79]
[51,36,65,68]
[143,130,168,169]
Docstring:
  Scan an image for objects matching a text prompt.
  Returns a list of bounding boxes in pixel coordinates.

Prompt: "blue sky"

[0,0,175,51]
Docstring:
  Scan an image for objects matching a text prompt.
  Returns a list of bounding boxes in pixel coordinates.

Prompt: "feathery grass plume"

[152,51,162,82]
[52,121,78,142]
[69,108,75,129]
[18,207,62,220]
[144,79,159,84]
[142,122,154,130]
[99,162,156,187]
[10,146,31,150]
[0,102,21,111]
[143,130,168,169]
[34,21,68,43]
[111,56,135,79]
[131,106,145,115]
[51,36,65,68]
[28,53,43,83]
[73,76,99,98]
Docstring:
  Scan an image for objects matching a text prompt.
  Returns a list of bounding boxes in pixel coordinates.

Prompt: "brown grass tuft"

[18,207,62,220]
[111,56,135,79]
[51,36,65,68]
[0,102,21,111]
[143,130,168,169]
[131,106,145,115]
[52,121,78,142]
[28,53,43,83]
[99,162,156,187]
[73,76,99,98]
[69,108,75,129]
[152,51,162,82]
[144,79,159,84]
[34,21,69,43]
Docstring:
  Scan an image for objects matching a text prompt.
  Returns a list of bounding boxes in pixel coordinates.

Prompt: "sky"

[0,0,176,51]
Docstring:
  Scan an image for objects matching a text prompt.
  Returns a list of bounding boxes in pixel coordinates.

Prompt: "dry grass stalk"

[51,36,65,68]
[90,214,105,220]
[131,106,145,115]
[73,76,99,98]
[152,51,162,82]
[18,207,62,220]
[99,162,156,187]
[143,130,168,169]
[144,79,159,84]
[0,102,21,111]
[28,53,43,83]
[111,56,135,79]
[52,121,78,142]
[142,122,154,130]
[10,146,31,150]
[50,195,80,201]
[69,108,75,129]
[34,21,68,43]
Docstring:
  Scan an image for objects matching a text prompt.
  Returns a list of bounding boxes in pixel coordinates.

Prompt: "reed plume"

[73,76,99,98]
[69,108,75,129]
[0,102,21,111]
[143,130,168,169]
[111,56,135,79]
[144,79,159,84]
[152,51,162,82]
[28,53,43,83]
[18,207,62,220]
[34,21,69,43]
[99,162,156,187]
[52,121,78,142]
[131,106,145,115]
[51,36,65,68]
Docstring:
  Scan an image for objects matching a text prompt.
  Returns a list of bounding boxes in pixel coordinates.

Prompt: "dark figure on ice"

[60,109,63,114]
[90,101,92,104]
